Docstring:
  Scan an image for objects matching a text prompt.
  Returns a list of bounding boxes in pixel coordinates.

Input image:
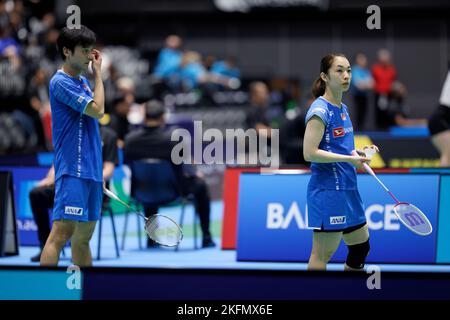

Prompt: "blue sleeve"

[153,49,170,77]
[352,68,362,82]
[193,64,206,81]
[230,68,241,78]
[211,62,241,78]
[305,103,329,127]
[211,61,226,75]
[53,77,93,114]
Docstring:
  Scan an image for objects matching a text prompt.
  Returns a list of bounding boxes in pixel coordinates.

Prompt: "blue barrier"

[437,175,450,263]
[0,269,81,300]
[237,173,441,263]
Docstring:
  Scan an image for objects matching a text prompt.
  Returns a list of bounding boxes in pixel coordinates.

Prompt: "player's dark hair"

[56,25,96,60]
[312,53,347,98]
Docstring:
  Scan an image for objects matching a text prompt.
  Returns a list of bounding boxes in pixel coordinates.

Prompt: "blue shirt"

[350,65,372,96]
[0,37,20,56]
[210,61,241,79]
[180,62,206,89]
[305,96,357,190]
[153,48,182,79]
[49,70,103,182]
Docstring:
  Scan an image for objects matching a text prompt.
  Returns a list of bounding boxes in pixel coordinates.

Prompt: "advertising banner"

[236,173,439,263]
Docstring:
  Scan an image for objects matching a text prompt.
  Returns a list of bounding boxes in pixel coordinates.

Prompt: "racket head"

[393,202,433,236]
[144,214,183,247]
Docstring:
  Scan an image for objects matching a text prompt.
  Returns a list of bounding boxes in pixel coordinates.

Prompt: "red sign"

[221,166,309,250]
[333,127,345,138]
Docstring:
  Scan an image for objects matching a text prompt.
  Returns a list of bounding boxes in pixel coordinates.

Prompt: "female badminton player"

[303,53,378,271]
[40,25,104,267]
[428,69,450,166]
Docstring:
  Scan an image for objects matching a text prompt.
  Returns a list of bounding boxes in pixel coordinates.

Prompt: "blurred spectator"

[180,51,240,92]
[279,109,307,165]
[0,2,8,31]
[207,55,241,94]
[152,34,183,95]
[108,94,132,147]
[180,50,208,90]
[372,49,426,129]
[34,27,61,77]
[210,56,241,80]
[371,48,397,129]
[123,100,216,248]
[351,53,373,131]
[0,26,20,57]
[279,94,314,165]
[0,29,26,107]
[114,76,145,126]
[26,13,57,69]
[23,0,54,21]
[116,75,136,96]
[387,82,427,127]
[270,78,302,113]
[372,49,427,129]
[202,54,216,71]
[24,34,44,67]
[0,112,28,153]
[43,28,60,62]
[0,6,65,154]
[34,12,56,46]
[153,34,183,79]
[244,81,274,163]
[246,81,272,135]
[27,67,51,149]
[9,10,26,42]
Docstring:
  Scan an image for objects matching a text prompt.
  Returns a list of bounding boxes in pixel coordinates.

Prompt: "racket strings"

[393,203,432,235]
[145,215,183,246]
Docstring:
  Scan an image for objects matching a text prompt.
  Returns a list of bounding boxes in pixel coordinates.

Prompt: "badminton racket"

[103,187,183,247]
[353,149,432,236]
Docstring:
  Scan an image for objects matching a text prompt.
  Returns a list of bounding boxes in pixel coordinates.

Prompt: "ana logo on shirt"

[330,216,346,225]
[65,206,83,216]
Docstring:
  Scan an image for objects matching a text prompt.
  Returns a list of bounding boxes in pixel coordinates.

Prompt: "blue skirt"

[307,185,366,231]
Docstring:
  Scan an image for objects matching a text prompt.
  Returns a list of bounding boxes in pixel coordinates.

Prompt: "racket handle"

[351,150,376,177]
[361,158,392,195]
[362,162,376,177]
[103,187,131,209]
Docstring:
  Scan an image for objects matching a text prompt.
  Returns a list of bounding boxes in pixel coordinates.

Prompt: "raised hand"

[90,49,102,75]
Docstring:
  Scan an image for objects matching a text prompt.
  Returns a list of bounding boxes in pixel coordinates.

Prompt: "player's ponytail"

[312,77,326,98]
[311,53,347,98]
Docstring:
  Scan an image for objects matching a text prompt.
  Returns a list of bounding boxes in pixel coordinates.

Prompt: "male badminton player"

[303,53,377,271]
[40,25,104,267]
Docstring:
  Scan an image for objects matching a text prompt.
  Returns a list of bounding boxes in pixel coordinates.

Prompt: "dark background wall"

[70,0,449,120]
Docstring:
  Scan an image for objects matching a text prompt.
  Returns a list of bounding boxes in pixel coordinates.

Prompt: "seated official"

[123,100,215,248]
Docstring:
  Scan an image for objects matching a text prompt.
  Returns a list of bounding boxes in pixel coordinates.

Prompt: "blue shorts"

[53,175,103,222]
[307,185,366,231]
